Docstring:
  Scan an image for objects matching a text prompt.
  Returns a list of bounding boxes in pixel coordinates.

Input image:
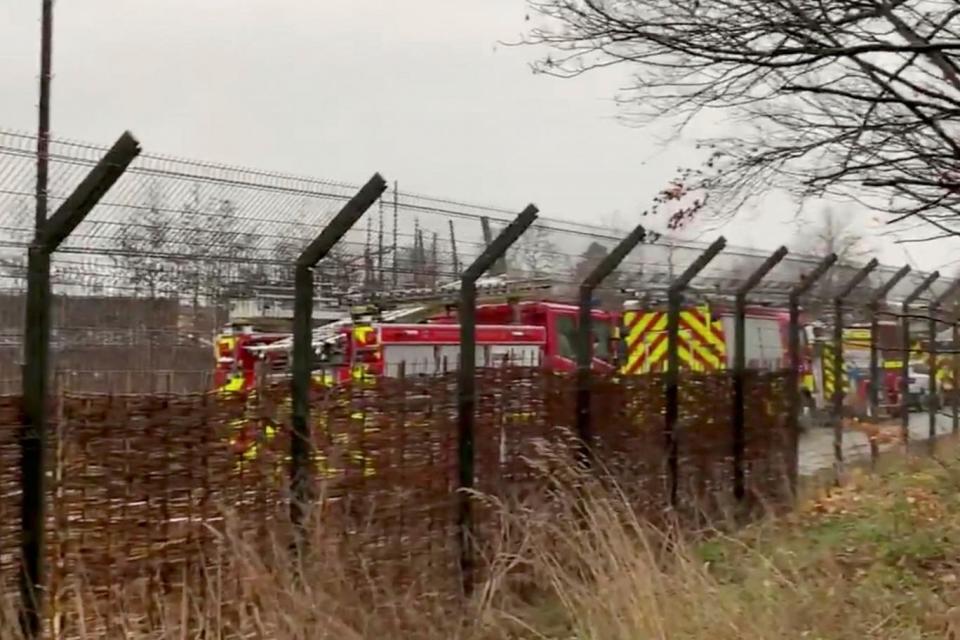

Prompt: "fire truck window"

[555,316,578,360]
[556,317,613,361]
[592,323,612,361]
[313,341,345,367]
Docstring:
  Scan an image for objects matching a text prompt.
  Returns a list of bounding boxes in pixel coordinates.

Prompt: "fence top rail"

[0,127,951,305]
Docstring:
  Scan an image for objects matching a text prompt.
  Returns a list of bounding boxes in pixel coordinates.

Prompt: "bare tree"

[796,205,871,264]
[0,256,25,292]
[184,196,258,306]
[527,0,960,237]
[269,223,314,286]
[0,197,34,292]
[114,186,179,299]
[795,205,874,311]
[573,241,620,302]
[508,224,560,277]
[320,243,366,294]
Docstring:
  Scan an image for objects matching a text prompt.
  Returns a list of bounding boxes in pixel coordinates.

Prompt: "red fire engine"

[215,282,825,398]
[215,305,616,392]
[426,300,619,373]
[320,322,546,381]
[214,277,621,392]
[214,328,289,392]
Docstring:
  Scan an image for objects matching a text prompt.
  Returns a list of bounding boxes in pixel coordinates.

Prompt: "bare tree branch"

[526,0,960,235]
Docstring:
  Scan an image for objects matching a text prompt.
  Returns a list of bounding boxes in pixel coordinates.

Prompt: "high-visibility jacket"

[228,387,378,479]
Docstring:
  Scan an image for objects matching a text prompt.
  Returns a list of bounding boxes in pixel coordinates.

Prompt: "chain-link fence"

[3,126,960,635]
[1,127,950,396]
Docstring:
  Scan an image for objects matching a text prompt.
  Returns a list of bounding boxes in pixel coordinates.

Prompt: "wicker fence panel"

[475,367,556,501]
[0,395,20,609]
[472,368,569,572]
[675,373,736,519]
[48,393,262,629]
[0,366,799,629]
[591,373,669,521]
[311,375,461,594]
[743,371,793,507]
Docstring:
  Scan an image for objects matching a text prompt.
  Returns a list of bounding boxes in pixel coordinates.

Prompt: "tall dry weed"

[3,452,950,638]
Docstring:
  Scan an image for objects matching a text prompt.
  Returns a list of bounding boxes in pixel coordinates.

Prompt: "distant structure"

[224,284,345,330]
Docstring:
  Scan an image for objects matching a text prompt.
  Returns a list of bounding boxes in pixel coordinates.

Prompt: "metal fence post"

[458,204,537,594]
[665,236,726,508]
[927,279,960,453]
[576,224,646,463]
[479,215,509,276]
[787,254,837,495]
[732,246,787,502]
[20,131,140,638]
[831,259,878,479]
[290,174,386,543]
[868,266,911,420]
[901,272,939,446]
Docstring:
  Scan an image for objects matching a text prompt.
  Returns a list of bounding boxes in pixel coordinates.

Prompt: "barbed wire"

[0,127,956,309]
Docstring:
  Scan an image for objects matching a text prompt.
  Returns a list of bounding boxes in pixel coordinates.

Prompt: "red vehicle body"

[426,301,619,373]
[214,300,618,392]
[329,323,547,381]
[214,327,289,392]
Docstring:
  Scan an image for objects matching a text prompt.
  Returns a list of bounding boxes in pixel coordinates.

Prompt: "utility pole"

[449,219,460,275]
[431,231,438,288]
[36,0,54,231]
[364,213,372,290]
[377,195,384,288]
[392,181,399,288]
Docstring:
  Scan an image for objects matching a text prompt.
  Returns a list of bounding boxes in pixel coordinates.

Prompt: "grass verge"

[7,450,960,638]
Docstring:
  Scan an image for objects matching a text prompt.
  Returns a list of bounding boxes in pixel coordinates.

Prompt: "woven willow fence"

[0,368,792,631]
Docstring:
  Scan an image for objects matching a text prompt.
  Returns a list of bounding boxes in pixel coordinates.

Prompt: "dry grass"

[493,451,960,639]
[6,450,960,639]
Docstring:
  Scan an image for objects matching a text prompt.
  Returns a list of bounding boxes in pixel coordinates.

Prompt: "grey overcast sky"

[1,0,954,272]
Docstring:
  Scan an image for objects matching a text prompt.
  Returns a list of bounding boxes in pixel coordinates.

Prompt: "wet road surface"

[798,410,956,476]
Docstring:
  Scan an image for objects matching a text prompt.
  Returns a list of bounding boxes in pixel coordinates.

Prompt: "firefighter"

[228,387,280,472]
[228,376,378,481]
[344,379,378,477]
[218,371,245,396]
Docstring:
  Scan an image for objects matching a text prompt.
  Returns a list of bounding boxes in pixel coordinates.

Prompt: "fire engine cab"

[214,326,289,392]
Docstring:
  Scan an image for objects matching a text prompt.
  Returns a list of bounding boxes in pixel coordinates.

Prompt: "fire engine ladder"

[253,276,555,353]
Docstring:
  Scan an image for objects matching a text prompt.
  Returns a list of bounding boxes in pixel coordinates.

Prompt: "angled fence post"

[665,236,726,508]
[928,279,960,453]
[901,272,939,446]
[787,254,837,495]
[732,246,787,502]
[576,224,646,463]
[868,266,911,421]
[290,174,386,544]
[479,216,509,276]
[449,219,460,275]
[831,259,878,479]
[20,131,141,638]
[458,204,537,594]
